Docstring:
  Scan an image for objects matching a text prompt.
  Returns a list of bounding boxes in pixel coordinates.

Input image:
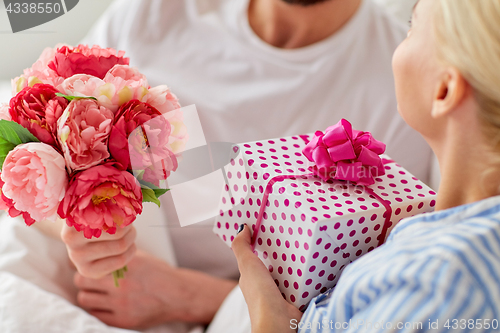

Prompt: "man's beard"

[281,0,330,6]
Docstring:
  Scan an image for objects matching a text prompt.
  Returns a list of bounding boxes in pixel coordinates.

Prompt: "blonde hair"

[433,0,500,144]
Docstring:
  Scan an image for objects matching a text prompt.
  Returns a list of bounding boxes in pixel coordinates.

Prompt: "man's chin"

[281,0,330,6]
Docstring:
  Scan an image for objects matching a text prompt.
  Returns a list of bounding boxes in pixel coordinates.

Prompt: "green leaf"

[138,179,170,198]
[0,137,16,168]
[138,178,170,207]
[153,188,169,197]
[55,93,97,102]
[0,120,39,144]
[142,187,161,207]
[0,120,40,169]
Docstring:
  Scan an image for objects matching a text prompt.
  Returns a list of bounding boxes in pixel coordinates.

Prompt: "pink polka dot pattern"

[213,134,437,309]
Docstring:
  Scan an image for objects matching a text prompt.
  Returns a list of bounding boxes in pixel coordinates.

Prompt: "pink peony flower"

[9,84,68,146]
[105,65,148,83]
[102,65,149,108]
[0,103,12,121]
[140,85,187,154]
[38,46,59,65]
[1,143,68,223]
[141,149,178,187]
[11,45,66,95]
[57,69,149,114]
[57,74,105,98]
[0,174,36,225]
[126,115,179,186]
[48,45,129,80]
[141,85,180,115]
[162,108,188,155]
[57,69,177,116]
[109,100,177,177]
[57,99,114,172]
[0,176,9,211]
[57,74,119,113]
[57,164,143,239]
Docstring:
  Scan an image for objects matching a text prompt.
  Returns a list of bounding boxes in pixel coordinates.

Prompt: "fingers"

[78,243,137,279]
[62,224,137,279]
[231,224,253,260]
[231,224,263,276]
[88,310,121,328]
[232,223,294,327]
[91,242,137,277]
[68,227,137,262]
[61,223,134,246]
[88,310,138,329]
[75,273,139,329]
[77,290,112,312]
[74,272,112,292]
[232,224,279,285]
[61,223,85,246]
[74,273,136,328]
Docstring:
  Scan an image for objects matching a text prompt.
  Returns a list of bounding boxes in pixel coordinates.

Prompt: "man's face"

[281,0,329,6]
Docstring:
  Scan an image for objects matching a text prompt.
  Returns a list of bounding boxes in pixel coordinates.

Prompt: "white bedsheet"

[206,286,251,333]
[0,271,136,333]
[0,213,79,305]
[0,210,202,333]
[0,213,137,333]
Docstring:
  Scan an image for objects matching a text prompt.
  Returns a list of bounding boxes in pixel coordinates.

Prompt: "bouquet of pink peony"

[0,44,187,285]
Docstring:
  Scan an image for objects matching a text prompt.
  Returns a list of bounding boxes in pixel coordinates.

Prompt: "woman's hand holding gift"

[232,224,303,333]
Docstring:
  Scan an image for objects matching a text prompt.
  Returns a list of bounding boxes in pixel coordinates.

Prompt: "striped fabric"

[298,196,500,332]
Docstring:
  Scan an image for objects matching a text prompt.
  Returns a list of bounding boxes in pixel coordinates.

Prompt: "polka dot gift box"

[213,119,437,310]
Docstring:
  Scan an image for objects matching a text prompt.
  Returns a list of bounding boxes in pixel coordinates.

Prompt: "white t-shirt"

[83,0,434,280]
[372,0,417,25]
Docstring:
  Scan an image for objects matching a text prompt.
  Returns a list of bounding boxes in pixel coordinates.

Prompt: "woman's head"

[392,0,500,149]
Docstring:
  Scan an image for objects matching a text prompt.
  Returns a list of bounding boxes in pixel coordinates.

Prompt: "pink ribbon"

[250,168,394,251]
[302,119,386,186]
[250,122,393,250]
[251,174,297,249]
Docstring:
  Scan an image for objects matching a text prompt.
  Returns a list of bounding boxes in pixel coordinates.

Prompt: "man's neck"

[248,0,362,49]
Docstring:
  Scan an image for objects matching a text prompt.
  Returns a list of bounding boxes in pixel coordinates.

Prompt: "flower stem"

[112,265,128,287]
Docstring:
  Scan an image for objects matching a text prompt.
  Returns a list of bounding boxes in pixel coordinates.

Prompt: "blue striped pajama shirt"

[298,196,500,332]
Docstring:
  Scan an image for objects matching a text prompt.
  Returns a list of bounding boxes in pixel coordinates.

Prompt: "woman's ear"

[431,67,467,118]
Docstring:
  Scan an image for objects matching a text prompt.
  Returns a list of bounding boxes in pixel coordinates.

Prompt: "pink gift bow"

[250,119,394,253]
[302,119,387,186]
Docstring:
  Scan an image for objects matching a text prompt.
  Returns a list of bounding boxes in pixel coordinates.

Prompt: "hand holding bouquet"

[0,44,187,285]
